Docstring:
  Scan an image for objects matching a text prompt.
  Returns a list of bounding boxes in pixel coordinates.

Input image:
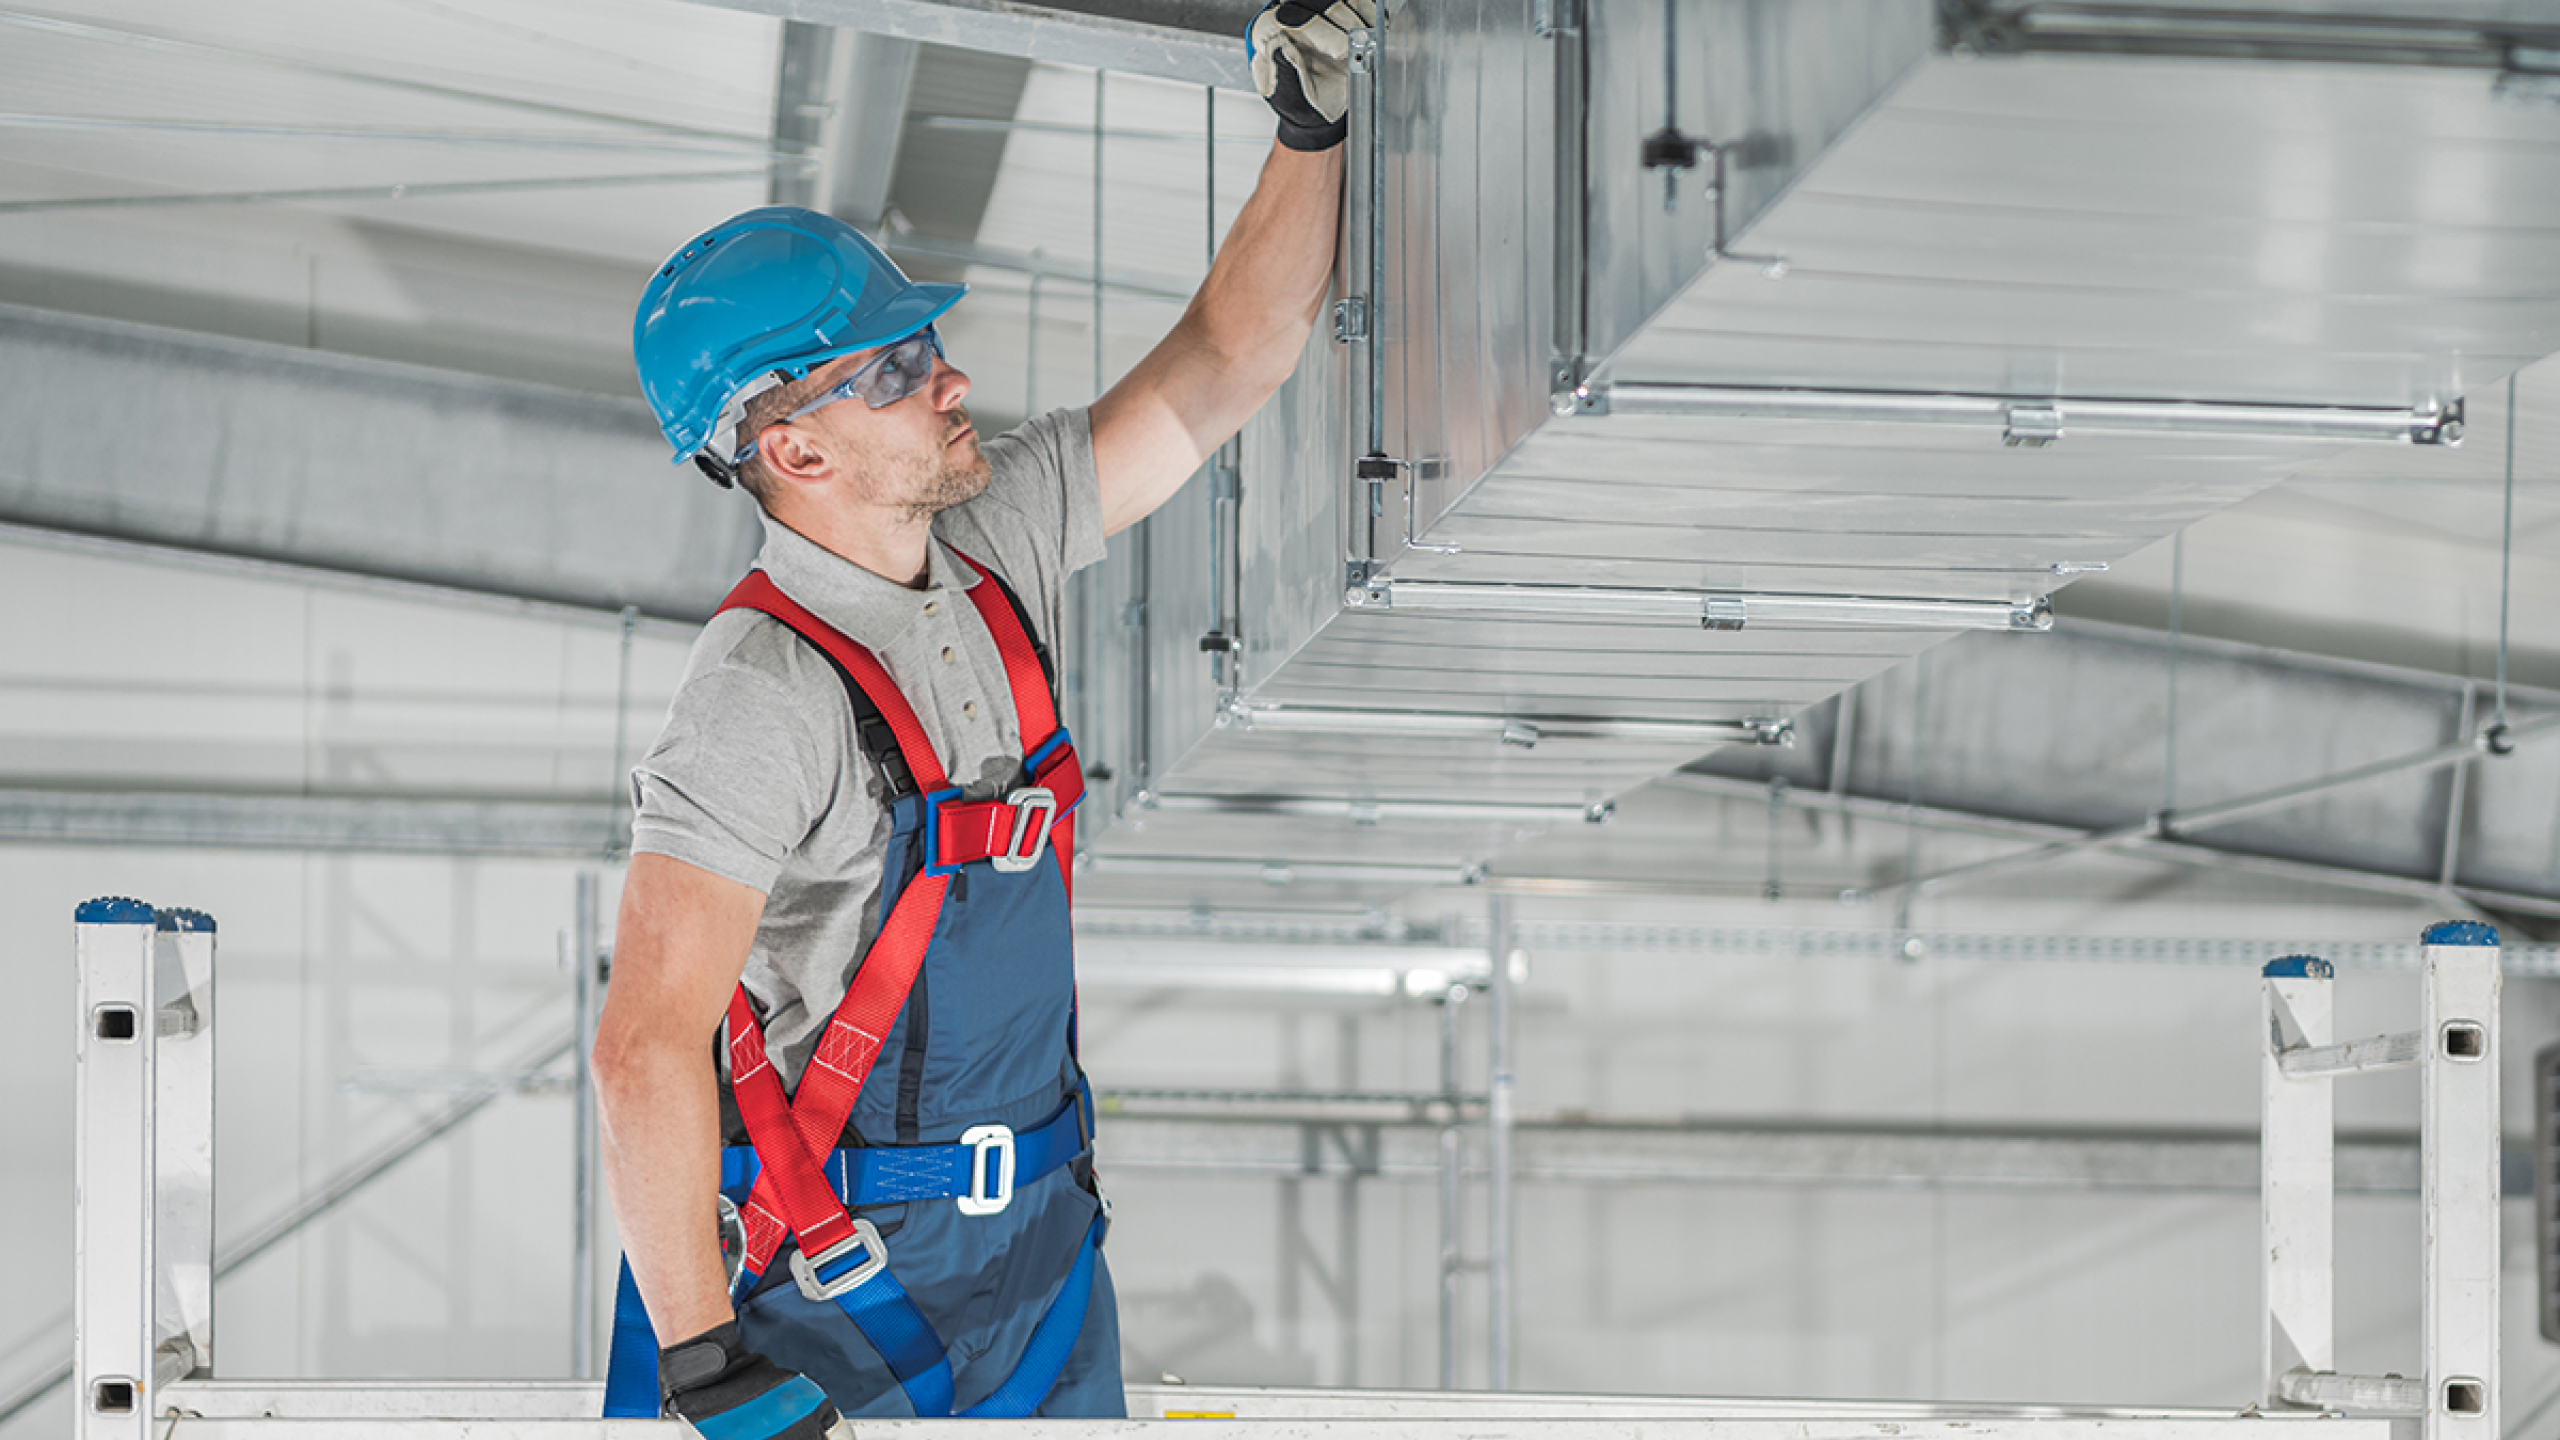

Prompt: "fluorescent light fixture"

[1350,580,2050,633]
[1594,382,2462,447]
[1141,792,1613,825]
[1073,937,1495,998]
[1079,854,1487,887]
[1219,702,1790,748]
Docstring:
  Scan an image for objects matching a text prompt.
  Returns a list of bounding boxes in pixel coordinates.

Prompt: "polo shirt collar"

[753,509,982,651]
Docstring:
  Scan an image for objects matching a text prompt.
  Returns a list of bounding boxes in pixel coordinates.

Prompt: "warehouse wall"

[6,534,2560,1435]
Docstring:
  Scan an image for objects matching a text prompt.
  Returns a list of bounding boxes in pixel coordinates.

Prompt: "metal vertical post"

[2438,687,2476,891]
[2261,955,2334,1405]
[610,607,637,860]
[1364,18,1385,467]
[74,897,158,1439]
[571,873,602,1379]
[153,910,217,1386]
[1485,894,1515,1391]
[1092,69,1106,396]
[1025,262,1042,417]
[1436,983,1467,1390]
[2164,533,2183,818]
[2420,922,2499,1440]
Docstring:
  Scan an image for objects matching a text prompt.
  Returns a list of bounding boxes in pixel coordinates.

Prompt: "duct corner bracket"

[1550,361,1607,418]
[2414,397,2465,447]
[1343,562,1390,610]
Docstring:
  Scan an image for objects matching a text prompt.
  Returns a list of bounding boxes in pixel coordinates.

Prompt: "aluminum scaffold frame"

[68,896,2499,1437]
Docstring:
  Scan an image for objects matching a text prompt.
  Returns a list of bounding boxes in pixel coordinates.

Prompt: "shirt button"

[941,646,956,665]
[924,601,939,617]
[963,701,979,720]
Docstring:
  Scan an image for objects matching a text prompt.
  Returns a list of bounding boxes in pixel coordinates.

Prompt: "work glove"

[1248,0,1379,152]
[659,1321,852,1440]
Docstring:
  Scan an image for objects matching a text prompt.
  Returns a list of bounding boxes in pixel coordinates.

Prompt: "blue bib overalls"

[604,560,1121,1421]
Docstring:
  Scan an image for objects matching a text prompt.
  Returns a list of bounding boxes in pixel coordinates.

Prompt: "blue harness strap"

[787,1233,957,1416]
[602,1258,662,1418]
[960,1214,1107,1417]
[716,1087,1089,1208]
[704,1087,1091,1416]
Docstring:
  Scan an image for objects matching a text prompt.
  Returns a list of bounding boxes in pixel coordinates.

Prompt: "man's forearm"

[596,1026,735,1346]
[1190,141,1344,392]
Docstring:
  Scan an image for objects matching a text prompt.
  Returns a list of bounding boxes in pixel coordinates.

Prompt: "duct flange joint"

[2004,405,2064,447]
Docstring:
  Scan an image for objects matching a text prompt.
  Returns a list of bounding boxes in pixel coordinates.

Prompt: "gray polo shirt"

[630,406,1107,1087]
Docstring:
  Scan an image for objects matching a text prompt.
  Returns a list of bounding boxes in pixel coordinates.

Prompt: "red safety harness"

[712,554,1084,1281]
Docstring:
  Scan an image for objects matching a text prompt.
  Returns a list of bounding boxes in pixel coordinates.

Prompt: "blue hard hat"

[632,206,965,465]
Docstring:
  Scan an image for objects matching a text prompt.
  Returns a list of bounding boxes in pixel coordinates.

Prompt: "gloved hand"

[1248,0,1379,152]
[660,1321,852,1440]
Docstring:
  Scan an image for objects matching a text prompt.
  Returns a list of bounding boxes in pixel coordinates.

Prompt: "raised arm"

[1090,0,1368,536]
[1091,141,1344,536]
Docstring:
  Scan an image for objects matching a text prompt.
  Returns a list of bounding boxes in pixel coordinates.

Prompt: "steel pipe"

[569,876,602,1380]
[1485,894,1515,1392]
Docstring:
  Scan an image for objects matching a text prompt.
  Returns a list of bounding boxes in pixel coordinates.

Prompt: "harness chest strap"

[715,572,962,1275]
[950,547,1076,903]
[711,564,1081,1276]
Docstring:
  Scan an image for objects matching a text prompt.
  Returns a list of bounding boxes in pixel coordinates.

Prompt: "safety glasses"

[737,326,945,463]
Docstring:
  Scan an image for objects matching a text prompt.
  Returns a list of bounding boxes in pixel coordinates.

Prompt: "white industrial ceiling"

[0,0,2552,928]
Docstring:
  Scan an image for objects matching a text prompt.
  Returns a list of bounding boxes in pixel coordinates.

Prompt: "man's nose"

[931,360,971,409]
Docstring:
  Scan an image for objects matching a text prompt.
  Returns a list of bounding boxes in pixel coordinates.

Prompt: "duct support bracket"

[1594,383,2465,447]
[1216,698,1794,751]
[1348,579,2054,634]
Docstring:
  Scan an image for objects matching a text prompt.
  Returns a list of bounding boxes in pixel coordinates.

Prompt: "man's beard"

[880,421,992,522]
[904,446,991,522]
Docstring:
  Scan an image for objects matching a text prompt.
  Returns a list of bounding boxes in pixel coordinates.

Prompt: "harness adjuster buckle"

[788,1217,889,1303]
[990,788,1057,873]
[957,1124,1018,1215]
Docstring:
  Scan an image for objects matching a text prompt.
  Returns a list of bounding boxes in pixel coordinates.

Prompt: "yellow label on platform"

[1161,1411,1237,1420]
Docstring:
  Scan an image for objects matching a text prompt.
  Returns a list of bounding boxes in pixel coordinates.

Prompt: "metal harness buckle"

[990,787,1057,873]
[788,1217,889,1303]
[957,1124,1017,1215]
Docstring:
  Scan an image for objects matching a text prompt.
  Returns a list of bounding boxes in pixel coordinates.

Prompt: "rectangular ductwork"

[1064,0,2560,904]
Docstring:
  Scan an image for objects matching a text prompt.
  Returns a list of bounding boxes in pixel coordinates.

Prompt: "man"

[592,3,1375,1436]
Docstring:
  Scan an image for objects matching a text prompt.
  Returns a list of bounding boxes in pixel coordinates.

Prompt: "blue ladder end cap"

[157,908,217,933]
[2263,955,2333,980]
[76,897,156,926]
[2424,920,2500,948]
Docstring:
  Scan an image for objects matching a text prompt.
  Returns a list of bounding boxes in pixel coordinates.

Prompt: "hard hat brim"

[663,280,968,465]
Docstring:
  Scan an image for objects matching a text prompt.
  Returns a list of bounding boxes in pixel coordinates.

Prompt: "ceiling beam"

[0,788,620,858]
[673,0,1254,89]
[0,305,760,622]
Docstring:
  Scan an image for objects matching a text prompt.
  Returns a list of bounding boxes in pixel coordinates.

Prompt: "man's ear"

[756,423,831,487]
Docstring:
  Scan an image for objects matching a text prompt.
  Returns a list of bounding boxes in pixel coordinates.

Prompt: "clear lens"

[734,328,945,464]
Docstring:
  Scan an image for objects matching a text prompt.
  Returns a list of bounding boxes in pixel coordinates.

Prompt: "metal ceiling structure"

[0,0,2552,933]
[1060,0,2560,927]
